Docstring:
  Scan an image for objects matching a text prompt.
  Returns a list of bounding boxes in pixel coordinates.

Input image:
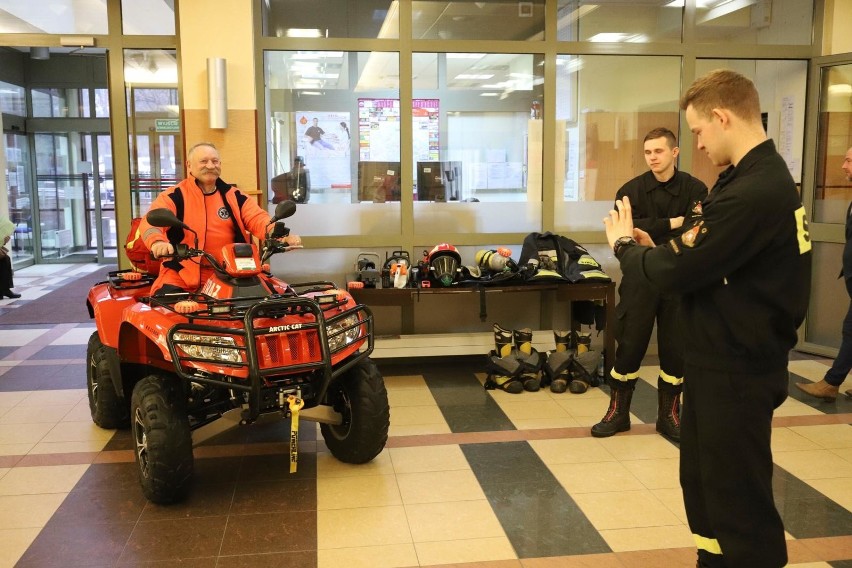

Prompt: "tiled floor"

[0,264,851,567]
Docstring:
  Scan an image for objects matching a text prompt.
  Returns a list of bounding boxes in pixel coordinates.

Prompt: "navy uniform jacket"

[618,139,812,373]
[615,169,708,245]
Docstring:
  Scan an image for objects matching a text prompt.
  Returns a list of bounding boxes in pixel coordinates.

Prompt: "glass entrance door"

[801,56,852,356]
[32,132,115,263]
[4,132,35,267]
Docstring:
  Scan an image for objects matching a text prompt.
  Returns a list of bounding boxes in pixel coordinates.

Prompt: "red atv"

[85,201,389,503]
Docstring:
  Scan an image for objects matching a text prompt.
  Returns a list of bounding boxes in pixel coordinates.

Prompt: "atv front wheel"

[321,358,389,463]
[86,332,128,429]
[130,375,193,504]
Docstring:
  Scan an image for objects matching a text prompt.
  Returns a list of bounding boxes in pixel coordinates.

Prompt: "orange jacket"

[140,177,271,292]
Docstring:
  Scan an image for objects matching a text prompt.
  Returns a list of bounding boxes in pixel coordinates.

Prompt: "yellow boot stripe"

[609,368,640,381]
[693,534,723,555]
[659,370,683,386]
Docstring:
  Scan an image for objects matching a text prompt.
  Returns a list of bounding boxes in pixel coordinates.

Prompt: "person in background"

[795,145,852,401]
[592,127,707,442]
[140,142,302,295]
[0,230,22,299]
[604,69,811,567]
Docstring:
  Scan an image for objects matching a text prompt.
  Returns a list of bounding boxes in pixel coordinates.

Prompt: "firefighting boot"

[656,377,682,442]
[547,330,574,393]
[590,378,637,438]
[493,323,514,358]
[575,331,592,354]
[513,328,541,391]
[513,327,533,355]
[553,329,572,353]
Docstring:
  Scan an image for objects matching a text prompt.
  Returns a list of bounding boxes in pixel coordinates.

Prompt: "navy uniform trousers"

[681,363,788,568]
[613,272,683,379]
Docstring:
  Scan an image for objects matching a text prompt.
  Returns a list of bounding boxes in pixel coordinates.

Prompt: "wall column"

[177,0,258,193]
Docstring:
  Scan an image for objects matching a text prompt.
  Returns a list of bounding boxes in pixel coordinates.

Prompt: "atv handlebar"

[146,200,301,268]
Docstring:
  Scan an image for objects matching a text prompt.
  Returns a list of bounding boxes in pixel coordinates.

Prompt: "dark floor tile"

[238,452,317,482]
[74,462,143,493]
[463,441,558,486]
[462,440,609,558]
[194,456,244,484]
[0,346,18,359]
[773,467,852,540]
[230,478,316,515]
[487,482,611,558]
[626,378,660,426]
[830,560,852,568]
[778,496,852,539]
[140,482,236,520]
[46,362,87,389]
[220,511,317,555]
[215,552,316,568]
[17,520,137,567]
[424,367,516,432]
[773,466,824,502]
[103,428,135,451]
[0,363,68,390]
[31,344,85,359]
[53,486,148,524]
[120,516,229,563]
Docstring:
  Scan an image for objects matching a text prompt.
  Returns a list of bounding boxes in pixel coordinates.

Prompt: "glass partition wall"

[258,0,821,337]
[260,1,815,245]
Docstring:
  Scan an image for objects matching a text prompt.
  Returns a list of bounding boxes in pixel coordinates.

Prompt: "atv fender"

[118,318,175,367]
[101,345,125,399]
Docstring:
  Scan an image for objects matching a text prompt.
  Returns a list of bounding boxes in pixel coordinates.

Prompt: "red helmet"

[427,243,461,286]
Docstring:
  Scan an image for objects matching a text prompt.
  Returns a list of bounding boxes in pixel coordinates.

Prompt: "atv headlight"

[326,314,362,352]
[173,332,242,363]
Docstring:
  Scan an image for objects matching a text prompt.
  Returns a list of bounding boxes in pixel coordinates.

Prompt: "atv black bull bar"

[164,296,374,421]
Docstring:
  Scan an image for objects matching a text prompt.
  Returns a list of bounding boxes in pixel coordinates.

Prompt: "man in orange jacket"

[140,142,301,295]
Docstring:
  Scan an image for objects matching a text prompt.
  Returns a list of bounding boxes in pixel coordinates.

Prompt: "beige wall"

[824,0,852,55]
[177,0,259,194]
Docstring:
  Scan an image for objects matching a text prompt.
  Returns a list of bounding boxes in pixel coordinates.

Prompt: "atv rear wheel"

[130,375,193,504]
[320,357,389,463]
[86,332,128,429]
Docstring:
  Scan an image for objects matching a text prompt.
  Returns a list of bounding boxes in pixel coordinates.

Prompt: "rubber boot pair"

[485,324,541,393]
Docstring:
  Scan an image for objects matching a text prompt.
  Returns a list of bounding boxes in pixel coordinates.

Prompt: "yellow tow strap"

[287,395,304,473]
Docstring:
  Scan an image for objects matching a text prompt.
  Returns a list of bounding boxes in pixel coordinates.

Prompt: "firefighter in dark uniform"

[592,128,707,441]
[604,70,811,568]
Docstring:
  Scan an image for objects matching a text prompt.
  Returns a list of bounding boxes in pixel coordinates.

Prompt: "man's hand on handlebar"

[151,241,175,258]
[280,234,303,251]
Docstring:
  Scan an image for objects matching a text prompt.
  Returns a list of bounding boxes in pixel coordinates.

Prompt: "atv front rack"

[165,295,374,421]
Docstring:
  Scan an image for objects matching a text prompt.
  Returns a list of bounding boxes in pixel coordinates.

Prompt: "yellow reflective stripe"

[287,395,304,473]
[609,368,639,381]
[659,370,683,386]
[693,533,723,555]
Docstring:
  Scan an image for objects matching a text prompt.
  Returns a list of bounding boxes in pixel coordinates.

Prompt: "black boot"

[657,377,682,442]
[591,378,636,437]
